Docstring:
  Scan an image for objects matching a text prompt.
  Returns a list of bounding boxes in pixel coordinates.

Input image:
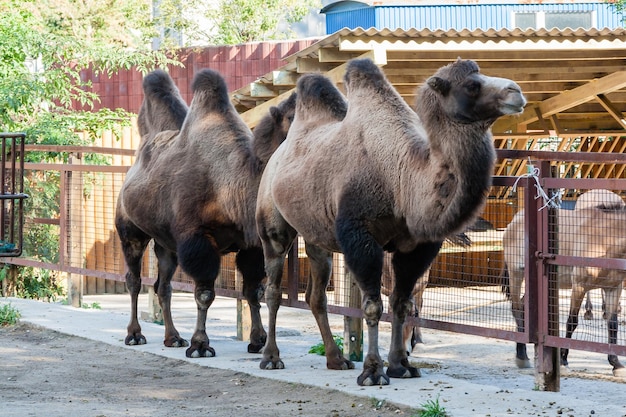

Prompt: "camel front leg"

[337,218,387,385]
[305,244,354,370]
[118,224,150,347]
[257,219,296,371]
[177,232,219,358]
[260,254,286,369]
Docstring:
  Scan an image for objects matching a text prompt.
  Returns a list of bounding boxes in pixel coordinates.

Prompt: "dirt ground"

[0,322,414,417]
[3,294,626,417]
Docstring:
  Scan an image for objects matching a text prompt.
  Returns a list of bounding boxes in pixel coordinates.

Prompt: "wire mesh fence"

[4,143,626,379]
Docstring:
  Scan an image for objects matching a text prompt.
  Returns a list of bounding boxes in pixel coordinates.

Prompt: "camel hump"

[190,69,231,111]
[296,74,347,120]
[143,69,177,97]
[344,58,386,89]
[138,69,187,137]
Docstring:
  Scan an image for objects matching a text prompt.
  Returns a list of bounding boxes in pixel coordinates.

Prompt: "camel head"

[420,58,526,124]
[252,92,297,165]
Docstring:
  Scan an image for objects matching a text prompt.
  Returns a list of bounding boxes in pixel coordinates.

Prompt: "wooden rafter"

[516,71,626,128]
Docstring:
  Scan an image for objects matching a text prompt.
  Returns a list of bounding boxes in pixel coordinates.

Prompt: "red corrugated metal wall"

[75,39,319,113]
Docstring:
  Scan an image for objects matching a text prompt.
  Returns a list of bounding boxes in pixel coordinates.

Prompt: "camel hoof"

[125,335,147,346]
[327,357,355,370]
[387,365,421,379]
[583,311,593,320]
[613,367,626,378]
[186,346,215,358]
[515,358,532,369]
[358,373,390,386]
[248,342,264,353]
[260,359,285,370]
[165,337,189,348]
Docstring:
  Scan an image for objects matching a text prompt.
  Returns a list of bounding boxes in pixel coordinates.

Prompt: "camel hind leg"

[116,219,150,346]
[604,282,625,377]
[305,243,354,370]
[153,243,188,348]
[387,242,442,380]
[561,282,587,368]
[236,247,267,353]
[504,267,531,368]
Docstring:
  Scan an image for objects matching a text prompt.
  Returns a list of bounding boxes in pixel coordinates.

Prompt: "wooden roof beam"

[515,71,626,127]
[595,93,626,130]
[240,49,387,128]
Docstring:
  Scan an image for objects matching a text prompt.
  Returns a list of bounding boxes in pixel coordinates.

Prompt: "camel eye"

[464,80,481,97]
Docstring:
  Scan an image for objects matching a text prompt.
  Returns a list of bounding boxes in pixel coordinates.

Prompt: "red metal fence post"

[533,160,560,391]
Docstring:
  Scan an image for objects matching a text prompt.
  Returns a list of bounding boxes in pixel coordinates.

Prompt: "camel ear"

[269,106,281,122]
[427,76,450,96]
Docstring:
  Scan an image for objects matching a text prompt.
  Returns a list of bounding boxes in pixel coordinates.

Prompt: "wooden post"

[235,268,251,341]
[66,155,83,307]
[336,253,363,362]
[141,286,163,324]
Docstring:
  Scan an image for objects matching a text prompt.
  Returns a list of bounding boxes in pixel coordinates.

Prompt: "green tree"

[208,0,320,45]
[608,0,626,19]
[0,0,183,298]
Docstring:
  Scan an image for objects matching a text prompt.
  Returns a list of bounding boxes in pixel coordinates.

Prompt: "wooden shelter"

[233,26,626,135]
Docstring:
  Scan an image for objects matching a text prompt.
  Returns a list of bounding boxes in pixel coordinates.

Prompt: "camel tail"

[501,263,511,300]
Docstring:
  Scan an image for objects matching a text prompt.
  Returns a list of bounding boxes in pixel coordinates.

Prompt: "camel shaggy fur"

[256,58,526,385]
[115,69,295,357]
[502,190,626,377]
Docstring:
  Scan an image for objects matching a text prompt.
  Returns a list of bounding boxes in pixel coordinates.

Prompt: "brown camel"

[502,189,626,377]
[115,69,295,357]
[256,58,526,385]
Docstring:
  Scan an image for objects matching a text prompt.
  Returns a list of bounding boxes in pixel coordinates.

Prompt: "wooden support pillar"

[235,268,251,341]
[336,253,363,362]
[66,155,83,308]
[141,286,163,324]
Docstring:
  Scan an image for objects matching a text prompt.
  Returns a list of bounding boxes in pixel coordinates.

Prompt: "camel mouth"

[501,101,526,115]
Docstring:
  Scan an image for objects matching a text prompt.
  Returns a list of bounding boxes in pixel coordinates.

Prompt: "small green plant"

[308,334,344,355]
[0,303,21,326]
[81,302,101,310]
[414,396,448,417]
[370,397,385,410]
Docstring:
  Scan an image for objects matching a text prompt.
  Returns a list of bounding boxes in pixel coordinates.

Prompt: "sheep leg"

[236,247,267,353]
[154,243,188,347]
[178,232,220,358]
[387,242,442,379]
[305,244,354,370]
[117,220,150,346]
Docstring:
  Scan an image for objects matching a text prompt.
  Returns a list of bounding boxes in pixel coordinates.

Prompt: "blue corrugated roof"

[322,1,624,33]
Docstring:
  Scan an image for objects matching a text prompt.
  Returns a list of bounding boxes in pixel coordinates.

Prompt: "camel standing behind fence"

[502,189,626,377]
